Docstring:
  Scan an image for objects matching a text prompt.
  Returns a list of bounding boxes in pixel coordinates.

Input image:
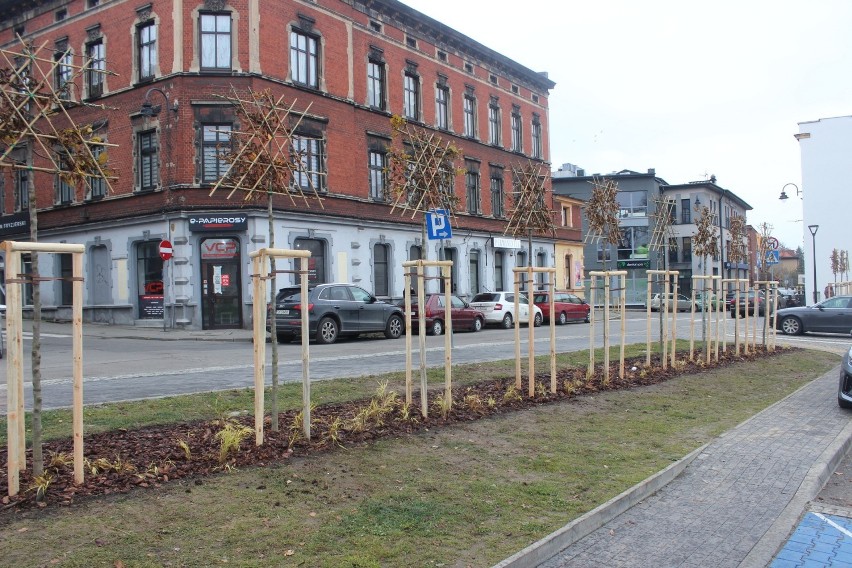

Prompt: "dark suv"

[269,284,404,344]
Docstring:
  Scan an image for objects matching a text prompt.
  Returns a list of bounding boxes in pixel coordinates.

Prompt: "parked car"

[268,283,404,344]
[775,295,852,336]
[730,290,771,317]
[532,291,590,324]
[695,292,725,312]
[396,294,485,335]
[469,291,543,329]
[840,346,852,408]
[648,293,695,312]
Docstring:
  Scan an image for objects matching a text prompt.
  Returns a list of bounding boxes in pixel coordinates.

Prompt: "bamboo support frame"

[3,241,85,497]
[248,248,312,444]
[510,266,557,395]
[589,271,627,383]
[754,280,779,351]
[647,270,679,368]
[728,278,749,355]
[401,260,453,417]
[692,275,721,363]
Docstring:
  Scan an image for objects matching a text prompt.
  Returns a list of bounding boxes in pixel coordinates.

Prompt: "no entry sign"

[159,239,173,261]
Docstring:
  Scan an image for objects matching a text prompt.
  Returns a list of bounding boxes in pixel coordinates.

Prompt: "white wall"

[797,115,852,303]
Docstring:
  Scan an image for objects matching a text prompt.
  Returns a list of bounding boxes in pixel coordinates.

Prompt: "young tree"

[0,37,115,475]
[691,204,719,357]
[583,176,621,271]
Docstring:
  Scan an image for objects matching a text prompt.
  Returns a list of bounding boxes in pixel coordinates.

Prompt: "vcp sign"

[201,238,240,259]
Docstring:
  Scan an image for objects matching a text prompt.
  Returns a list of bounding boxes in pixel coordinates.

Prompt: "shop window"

[136,240,164,319]
[294,238,326,284]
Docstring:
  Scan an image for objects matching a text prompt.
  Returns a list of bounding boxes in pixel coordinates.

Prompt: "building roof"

[663,180,753,211]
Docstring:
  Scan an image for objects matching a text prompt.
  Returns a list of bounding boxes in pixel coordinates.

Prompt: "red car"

[398,294,485,335]
[533,291,591,325]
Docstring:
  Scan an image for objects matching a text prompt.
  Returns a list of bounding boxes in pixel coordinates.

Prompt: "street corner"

[770,512,852,567]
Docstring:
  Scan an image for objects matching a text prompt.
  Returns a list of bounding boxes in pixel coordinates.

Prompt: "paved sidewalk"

[16,319,255,342]
[498,367,852,568]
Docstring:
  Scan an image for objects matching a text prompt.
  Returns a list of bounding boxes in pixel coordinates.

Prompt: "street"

[1,311,849,412]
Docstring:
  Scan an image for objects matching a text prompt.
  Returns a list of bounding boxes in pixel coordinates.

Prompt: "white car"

[648,293,696,313]
[469,291,543,329]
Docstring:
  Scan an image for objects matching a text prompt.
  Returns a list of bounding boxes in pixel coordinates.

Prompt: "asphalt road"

[1,311,849,412]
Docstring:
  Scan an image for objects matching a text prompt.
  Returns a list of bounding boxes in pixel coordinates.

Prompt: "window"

[403,72,419,120]
[465,163,480,214]
[54,49,73,100]
[15,168,29,210]
[369,20,382,33]
[202,124,232,182]
[88,0,100,7]
[435,84,449,130]
[536,252,547,288]
[516,252,527,291]
[490,168,504,218]
[406,36,417,49]
[617,227,649,260]
[489,74,497,85]
[294,238,326,284]
[292,135,325,191]
[464,62,473,73]
[437,50,447,62]
[681,199,691,224]
[138,21,157,82]
[682,237,692,261]
[373,243,390,297]
[469,250,480,295]
[88,144,106,199]
[367,59,385,109]
[291,29,319,88]
[55,9,67,21]
[616,191,648,218]
[368,147,386,200]
[531,115,542,159]
[510,107,522,152]
[463,94,476,137]
[138,130,159,191]
[57,155,74,204]
[668,238,679,263]
[561,205,572,227]
[136,241,164,319]
[409,245,421,261]
[494,251,505,292]
[200,13,231,70]
[597,244,611,262]
[488,101,500,145]
[86,39,105,98]
[60,254,73,305]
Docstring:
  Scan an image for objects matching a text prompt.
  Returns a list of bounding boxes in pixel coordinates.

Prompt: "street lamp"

[808,224,819,304]
[779,183,801,201]
[139,88,179,331]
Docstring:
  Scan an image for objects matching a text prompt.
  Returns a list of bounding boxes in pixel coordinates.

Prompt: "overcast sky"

[401,0,852,250]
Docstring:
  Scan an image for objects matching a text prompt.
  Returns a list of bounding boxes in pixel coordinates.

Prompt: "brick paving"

[536,367,851,568]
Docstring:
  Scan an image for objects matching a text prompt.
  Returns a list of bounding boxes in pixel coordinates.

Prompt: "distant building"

[796,115,852,303]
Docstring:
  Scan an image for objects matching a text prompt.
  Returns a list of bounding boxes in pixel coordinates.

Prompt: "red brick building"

[0,0,557,329]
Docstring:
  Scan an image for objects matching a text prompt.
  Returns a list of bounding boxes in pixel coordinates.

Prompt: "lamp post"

[140,88,178,331]
[808,224,819,304]
[779,183,801,201]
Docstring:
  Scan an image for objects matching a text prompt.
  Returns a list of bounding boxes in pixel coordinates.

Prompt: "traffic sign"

[766,237,779,251]
[159,239,173,261]
[426,209,452,240]
[765,250,780,265]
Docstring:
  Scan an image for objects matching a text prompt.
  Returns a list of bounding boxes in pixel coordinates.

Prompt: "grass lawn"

[0,346,837,568]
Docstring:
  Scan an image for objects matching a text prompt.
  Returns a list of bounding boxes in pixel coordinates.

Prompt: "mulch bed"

[1,346,785,516]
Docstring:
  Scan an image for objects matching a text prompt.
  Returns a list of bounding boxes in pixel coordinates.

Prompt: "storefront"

[189,215,247,330]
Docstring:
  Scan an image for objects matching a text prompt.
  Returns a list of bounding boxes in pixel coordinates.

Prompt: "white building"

[796,115,852,303]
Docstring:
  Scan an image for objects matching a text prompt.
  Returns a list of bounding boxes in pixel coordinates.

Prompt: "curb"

[491,443,708,568]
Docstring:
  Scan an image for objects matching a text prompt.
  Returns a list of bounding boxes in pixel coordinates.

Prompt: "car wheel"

[472,317,483,332]
[533,312,543,327]
[316,317,339,344]
[780,316,803,335]
[839,394,852,409]
[501,313,513,329]
[384,314,404,339]
[558,312,568,325]
[430,319,444,336]
[276,332,293,344]
[584,314,590,323]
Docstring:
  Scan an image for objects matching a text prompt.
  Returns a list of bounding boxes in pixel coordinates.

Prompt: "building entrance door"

[200,237,242,329]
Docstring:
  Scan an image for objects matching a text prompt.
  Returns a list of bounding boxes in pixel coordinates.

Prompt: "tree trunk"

[27,166,43,476]
[268,195,278,432]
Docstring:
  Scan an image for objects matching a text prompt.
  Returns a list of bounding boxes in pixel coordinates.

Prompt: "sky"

[401,0,852,250]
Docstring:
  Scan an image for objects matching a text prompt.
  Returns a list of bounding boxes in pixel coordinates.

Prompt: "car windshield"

[533,294,549,303]
[472,293,499,303]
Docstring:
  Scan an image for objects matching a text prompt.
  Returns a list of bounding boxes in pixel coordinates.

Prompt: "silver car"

[648,293,695,313]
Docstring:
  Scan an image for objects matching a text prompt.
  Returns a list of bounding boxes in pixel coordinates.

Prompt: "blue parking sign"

[426,209,452,240]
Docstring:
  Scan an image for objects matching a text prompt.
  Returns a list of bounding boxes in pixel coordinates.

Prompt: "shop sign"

[617,259,650,269]
[188,214,248,232]
[139,295,164,318]
[201,238,240,260]
[493,237,521,249]
[0,212,30,237]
